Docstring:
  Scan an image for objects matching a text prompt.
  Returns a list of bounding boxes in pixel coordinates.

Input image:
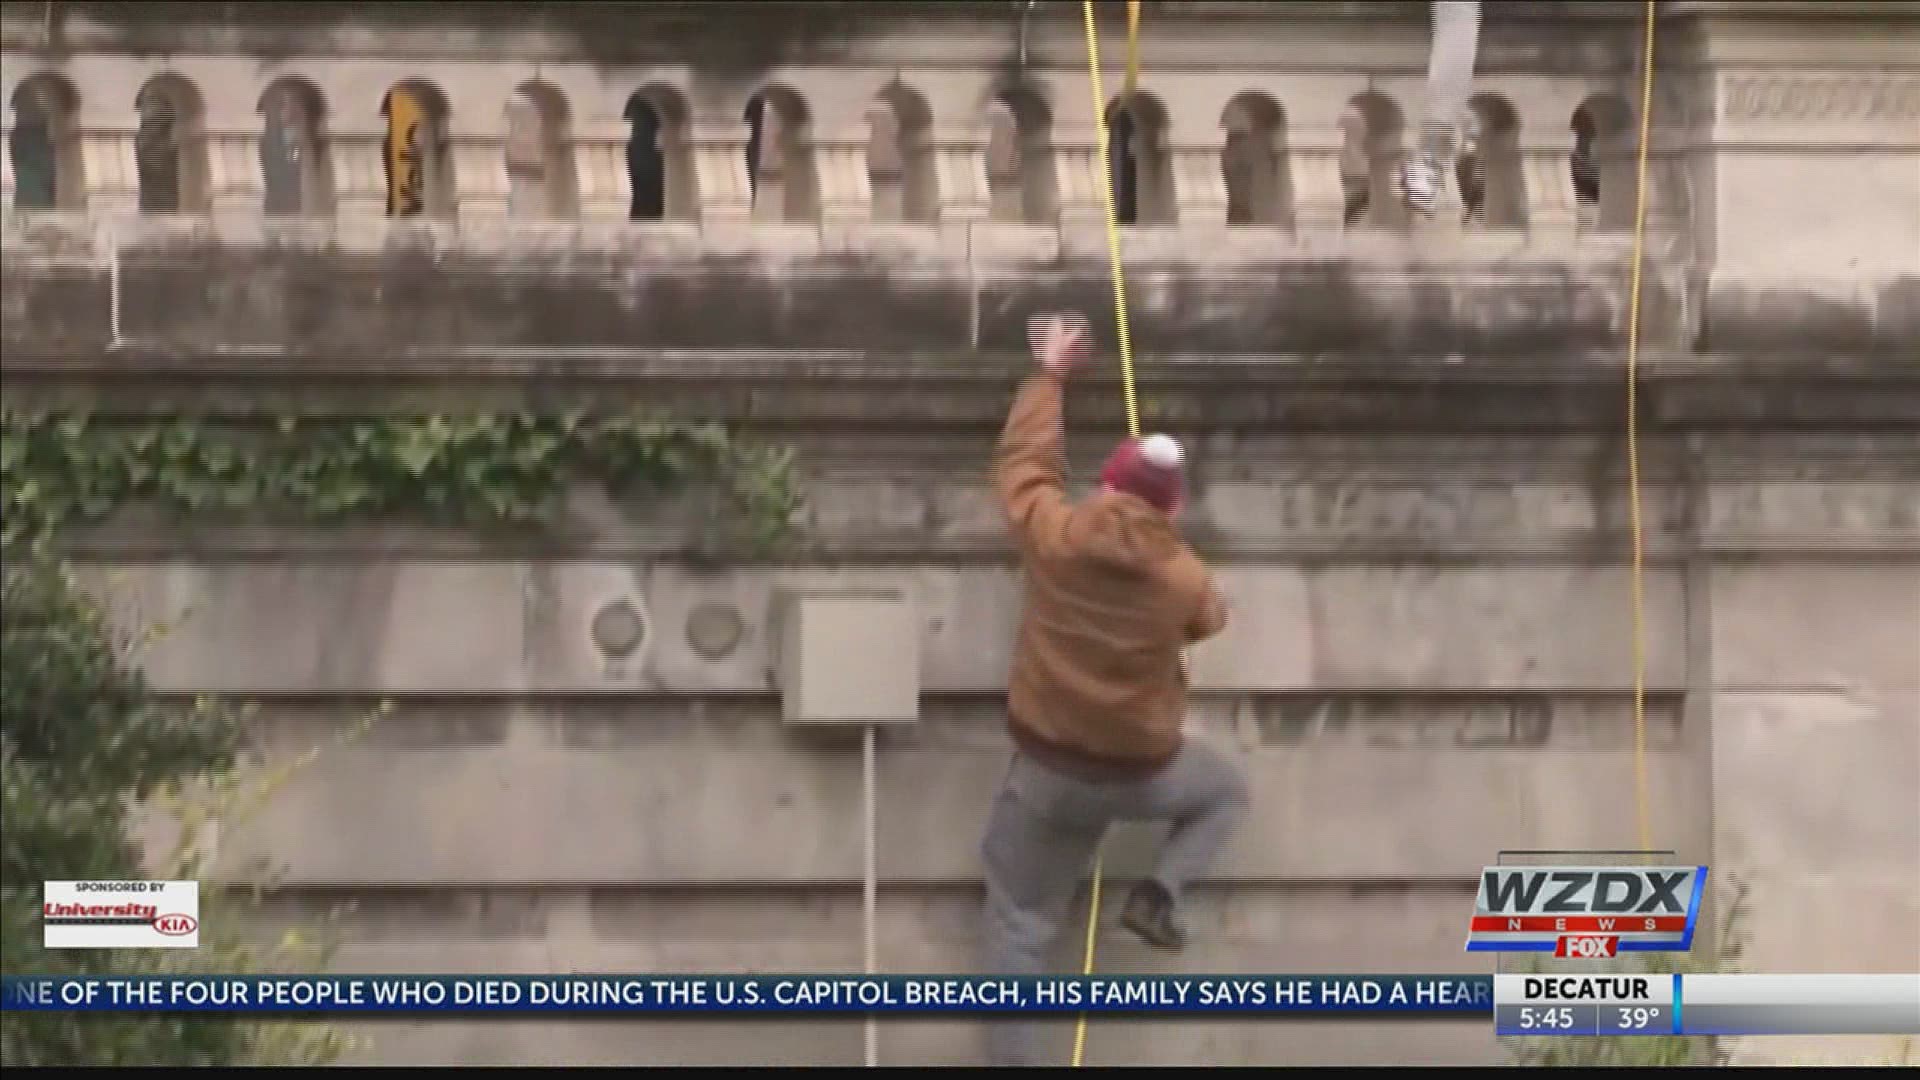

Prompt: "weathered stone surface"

[1706,689,1920,1066]
[193,697,1700,886]
[53,463,1920,560]
[0,224,1680,357]
[78,561,1692,695]
[82,561,533,695]
[1705,559,1920,1067]
[4,218,1913,431]
[1707,563,1920,692]
[1701,279,1920,355]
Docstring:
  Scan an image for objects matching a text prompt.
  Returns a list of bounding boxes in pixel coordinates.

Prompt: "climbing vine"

[0,410,801,553]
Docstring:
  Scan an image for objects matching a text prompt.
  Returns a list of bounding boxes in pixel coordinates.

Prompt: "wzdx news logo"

[1465,864,1706,958]
[43,881,199,949]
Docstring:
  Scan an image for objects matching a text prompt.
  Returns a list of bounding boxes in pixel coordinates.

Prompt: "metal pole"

[862,722,878,1068]
[107,226,123,349]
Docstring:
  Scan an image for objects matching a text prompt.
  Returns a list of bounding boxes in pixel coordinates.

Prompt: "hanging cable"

[1071,0,1143,1066]
[1125,1,1141,100]
[1625,0,1659,855]
[1064,0,1663,1066]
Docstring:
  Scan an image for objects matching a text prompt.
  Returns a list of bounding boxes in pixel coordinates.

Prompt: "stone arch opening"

[744,85,817,223]
[1221,92,1291,227]
[381,79,453,219]
[505,81,577,220]
[259,77,330,217]
[984,85,1057,225]
[1340,91,1406,229]
[625,85,692,221]
[8,74,81,211]
[1572,94,1634,231]
[135,74,208,214]
[1464,93,1523,228]
[868,80,936,223]
[1105,91,1173,225]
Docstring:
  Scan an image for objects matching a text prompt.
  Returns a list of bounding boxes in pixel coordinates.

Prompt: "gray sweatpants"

[1417,1,1484,165]
[978,738,1250,1067]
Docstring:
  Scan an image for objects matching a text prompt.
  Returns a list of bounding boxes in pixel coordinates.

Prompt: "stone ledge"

[0,1,1675,68]
[56,533,1920,562]
[5,348,1917,434]
[2,272,1680,360]
[7,219,1913,357]
[164,693,1700,886]
[76,561,1693,697]
[1,214,1672,267]
[1700,276,1920,355]
[2,220,1690,356]
[52,473,1920,561]
[6,1,1906,66]
[52,541,1920,570]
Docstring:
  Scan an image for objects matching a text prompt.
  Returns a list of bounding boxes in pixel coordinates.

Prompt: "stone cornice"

[57,527,1920,564]
[55,478,1920,562]
[5,347,1917,436]
[1709,71,1920,138]
[8,1,1913,70]
[0,224,1715,364]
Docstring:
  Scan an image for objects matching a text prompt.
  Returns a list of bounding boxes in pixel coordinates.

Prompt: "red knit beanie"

[1099,434,1185,513]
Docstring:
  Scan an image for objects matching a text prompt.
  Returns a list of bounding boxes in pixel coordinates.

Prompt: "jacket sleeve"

[1186,574,1228,643]
[994,373,1075,558]
[1170,551,1227,643]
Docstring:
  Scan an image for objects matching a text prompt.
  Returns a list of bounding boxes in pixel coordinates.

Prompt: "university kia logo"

[152,914,199,936]
[42,904,197,935]
[42,901,158,925]
[42,881,201,949]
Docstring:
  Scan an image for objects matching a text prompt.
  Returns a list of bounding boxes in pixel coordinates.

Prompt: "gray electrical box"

[771,586,920,726]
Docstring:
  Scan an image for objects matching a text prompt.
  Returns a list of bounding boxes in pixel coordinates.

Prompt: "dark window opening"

[1108,106,1138,225]
[626,97,665,221]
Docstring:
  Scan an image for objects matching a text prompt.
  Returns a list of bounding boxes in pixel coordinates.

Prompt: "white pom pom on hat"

[1139,433,1183,470]
[1099,433,1187,512]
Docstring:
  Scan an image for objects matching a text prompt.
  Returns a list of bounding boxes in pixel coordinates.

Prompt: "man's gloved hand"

[1027,311,1093,377]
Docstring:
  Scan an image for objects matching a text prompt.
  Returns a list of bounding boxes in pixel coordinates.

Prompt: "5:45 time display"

[1517,1005,1579,1030]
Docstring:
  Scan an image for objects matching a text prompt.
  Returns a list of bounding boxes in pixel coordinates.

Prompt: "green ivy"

[1,552,350,1065]
[0,407,800,1064]
[0,411,801,553]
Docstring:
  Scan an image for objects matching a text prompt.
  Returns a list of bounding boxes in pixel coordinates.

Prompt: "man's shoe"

[1119,879,1189,952]
[1400,156,1441,217]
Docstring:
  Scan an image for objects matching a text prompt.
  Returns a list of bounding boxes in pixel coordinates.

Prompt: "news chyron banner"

[43,881,200,949]
[17,871,1912,1037]
[1466,850,1706,960]
[6,974,1914,1036]
[1471,851,1696,1038]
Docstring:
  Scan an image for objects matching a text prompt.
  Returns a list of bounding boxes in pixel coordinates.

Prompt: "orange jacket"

[994,373,1227,779]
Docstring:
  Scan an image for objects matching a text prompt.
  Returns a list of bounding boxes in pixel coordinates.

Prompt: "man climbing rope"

[979,313,1249,1067]
[1401,0,1483,218]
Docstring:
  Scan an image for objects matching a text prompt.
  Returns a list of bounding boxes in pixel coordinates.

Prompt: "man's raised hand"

[1027,311,1093,377]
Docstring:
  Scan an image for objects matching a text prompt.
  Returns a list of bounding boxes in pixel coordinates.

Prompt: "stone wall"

[2,1,1916,1067]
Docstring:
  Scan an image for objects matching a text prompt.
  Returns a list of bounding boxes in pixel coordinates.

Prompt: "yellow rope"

[1084,2,1143,442]
[1626,0,1658,856]
[1071,0,1141,1066]
[1064,0,1662,1065]
[1125,0,1141,100]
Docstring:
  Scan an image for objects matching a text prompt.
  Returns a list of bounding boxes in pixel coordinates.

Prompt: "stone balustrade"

[7,4,1914,295]
[2,23,1702,238]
